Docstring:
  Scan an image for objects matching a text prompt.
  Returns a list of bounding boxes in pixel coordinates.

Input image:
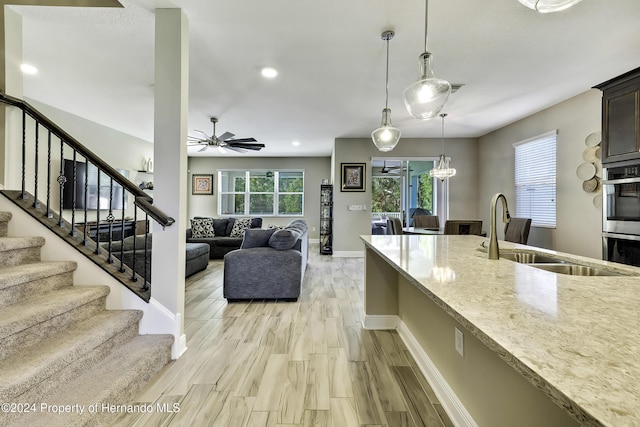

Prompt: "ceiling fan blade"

[226,137,257,143]
[193,129,211,138]
[197,145,209,152]
[224,145,245,153]
[218,131,235,141]
[227,142,265,151]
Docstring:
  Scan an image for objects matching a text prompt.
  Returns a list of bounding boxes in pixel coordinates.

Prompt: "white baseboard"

[144,298,188,359]
[332,250,364,258]
[362,314,399,330]
[397,321,477,427]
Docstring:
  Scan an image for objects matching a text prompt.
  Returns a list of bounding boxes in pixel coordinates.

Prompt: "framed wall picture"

[341,163,366,192]
[192,174,214,195]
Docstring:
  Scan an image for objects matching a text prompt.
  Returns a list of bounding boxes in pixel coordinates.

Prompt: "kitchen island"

[361,234,640,427]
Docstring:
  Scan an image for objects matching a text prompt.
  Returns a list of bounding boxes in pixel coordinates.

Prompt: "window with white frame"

[513,130,557,228]
[218,170,304,216]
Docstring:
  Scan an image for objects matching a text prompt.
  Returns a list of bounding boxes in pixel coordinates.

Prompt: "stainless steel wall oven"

[602,163,640,266]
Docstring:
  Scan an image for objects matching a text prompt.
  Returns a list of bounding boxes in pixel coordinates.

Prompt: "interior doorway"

[371,158,448,230]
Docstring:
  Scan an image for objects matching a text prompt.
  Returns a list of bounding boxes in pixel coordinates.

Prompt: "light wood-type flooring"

[111,244,453,427]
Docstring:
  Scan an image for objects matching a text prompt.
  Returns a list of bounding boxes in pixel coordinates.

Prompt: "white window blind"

[513,130,557,228]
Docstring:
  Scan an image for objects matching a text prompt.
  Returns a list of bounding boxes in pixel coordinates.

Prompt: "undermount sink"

[499,252,565,264]
[495,250,629,276]
[527,263,623,277]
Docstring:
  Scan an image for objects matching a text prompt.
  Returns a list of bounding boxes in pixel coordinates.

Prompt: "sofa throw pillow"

[190,218,215,238]
[241,228,277,249]
[268,228,301,250]
[230,217,253,238]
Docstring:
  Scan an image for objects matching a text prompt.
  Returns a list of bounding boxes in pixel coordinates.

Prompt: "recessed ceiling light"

[292,141,301,146]
[261,67,278,78]
[20,64,38,75]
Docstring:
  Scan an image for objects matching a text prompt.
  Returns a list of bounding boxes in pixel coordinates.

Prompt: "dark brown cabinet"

[595,67,640,164]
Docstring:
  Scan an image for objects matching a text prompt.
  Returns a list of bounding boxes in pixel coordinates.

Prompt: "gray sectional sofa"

[186,217,263,258]
[106,234,210,281]
[223,219,308,301]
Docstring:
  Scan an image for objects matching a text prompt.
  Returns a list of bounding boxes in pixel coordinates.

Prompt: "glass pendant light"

[518,0,582,13]
[402,0,451,120]
[429,113,456,181]
[372,31,401,152]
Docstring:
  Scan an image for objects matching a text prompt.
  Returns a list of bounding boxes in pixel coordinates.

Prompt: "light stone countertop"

[361,234,640,427]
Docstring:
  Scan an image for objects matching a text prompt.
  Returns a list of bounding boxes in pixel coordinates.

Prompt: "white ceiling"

[13,0,640,157]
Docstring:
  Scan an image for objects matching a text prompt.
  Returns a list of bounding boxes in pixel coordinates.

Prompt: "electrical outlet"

[455,327,464,357]
[312,226,316,232]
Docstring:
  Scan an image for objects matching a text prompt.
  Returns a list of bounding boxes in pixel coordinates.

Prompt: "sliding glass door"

[371,158,448,229]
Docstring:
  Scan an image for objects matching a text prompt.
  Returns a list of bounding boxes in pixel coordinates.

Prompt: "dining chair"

[413,215,439,229]
[504,217,532,244]
[444,220,483,235]
[391,217,403,235]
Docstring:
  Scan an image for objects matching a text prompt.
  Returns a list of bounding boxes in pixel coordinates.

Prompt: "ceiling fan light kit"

[372,30,401,152]
[517,0,583,13]
[402,0,452,120]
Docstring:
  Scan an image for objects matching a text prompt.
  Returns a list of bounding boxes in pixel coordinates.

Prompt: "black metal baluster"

[57,141,66,227]
[20,110,27,200]
[106,177,114,263]
[32,122,39,208]
[95,164,101,254]
[70,150,76,236]
[131,206,138,281]
[45,130,52,218]
[118,190,126,273]
[83,157,88,244]
[94,163,102,254]
[141,211,150,292]
[118,185,126,273]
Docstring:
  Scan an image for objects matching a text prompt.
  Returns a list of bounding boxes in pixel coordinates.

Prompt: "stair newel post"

[45,130,53,218]
[20,110,27,200]
[57,141,65,228]
[32,121,40,208]
[69,150,77,235]
[106,177,114,263]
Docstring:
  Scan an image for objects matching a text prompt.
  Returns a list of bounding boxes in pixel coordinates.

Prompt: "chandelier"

[429,113,456,181]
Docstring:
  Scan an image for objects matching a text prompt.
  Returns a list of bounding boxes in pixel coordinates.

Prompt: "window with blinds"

[513,130,557,228]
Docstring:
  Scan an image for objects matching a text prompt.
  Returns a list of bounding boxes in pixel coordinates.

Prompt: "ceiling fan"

[381,161,403,174]
[187,117,265,153]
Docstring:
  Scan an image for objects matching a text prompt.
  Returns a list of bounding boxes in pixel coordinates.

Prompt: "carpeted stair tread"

[0,285,110,340]
[0,310,143,401]
[0,261,77,291]
[0,236,45,252]
[13,334,174,427]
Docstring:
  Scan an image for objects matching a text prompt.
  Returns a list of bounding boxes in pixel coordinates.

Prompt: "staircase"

[0,211,173,427]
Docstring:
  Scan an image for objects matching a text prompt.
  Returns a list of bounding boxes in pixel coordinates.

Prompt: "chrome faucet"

[488,193,511,260]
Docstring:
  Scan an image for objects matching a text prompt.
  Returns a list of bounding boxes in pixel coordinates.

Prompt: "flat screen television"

[62,159,129,210]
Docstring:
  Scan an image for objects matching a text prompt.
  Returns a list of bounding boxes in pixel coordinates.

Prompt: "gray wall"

[333,137,479,255]
[478,89,602,258]
[187,156,331,240]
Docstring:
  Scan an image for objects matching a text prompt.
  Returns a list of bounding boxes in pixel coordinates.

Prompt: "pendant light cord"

[440,113,447,153]
[385,36,390,109]
[424,0,429,52]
